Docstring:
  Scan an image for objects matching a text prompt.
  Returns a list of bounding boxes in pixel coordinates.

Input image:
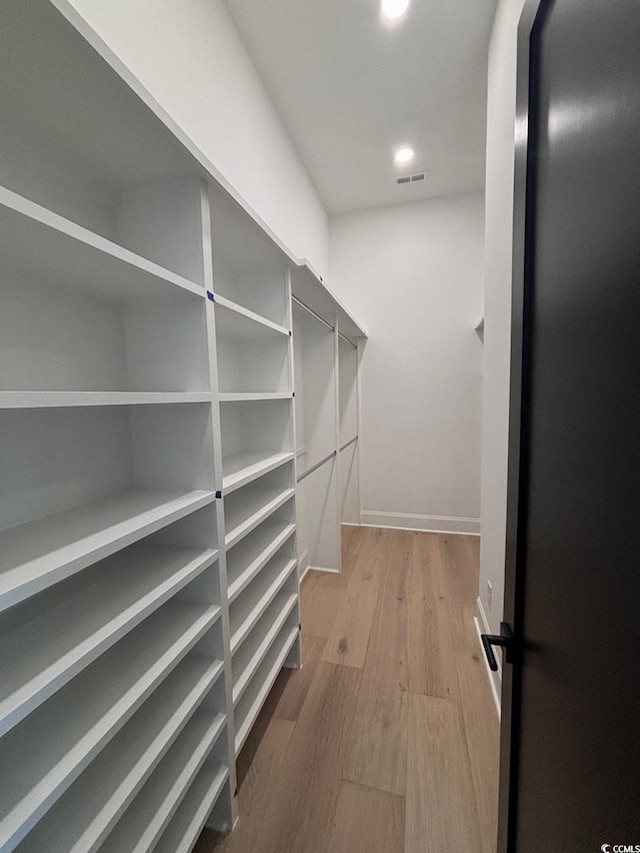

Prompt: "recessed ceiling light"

[381,0,410,21]
[394,146,415,164]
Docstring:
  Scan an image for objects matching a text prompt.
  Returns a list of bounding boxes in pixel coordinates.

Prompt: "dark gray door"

[499,1,640,849]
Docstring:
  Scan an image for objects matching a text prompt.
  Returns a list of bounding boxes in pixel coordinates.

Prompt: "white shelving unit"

[233,624,300,753]
[229,551,298,654]
[152,761,231,853]
[0,617,221,851]
[0,541,218,735]
[221,450,296,495]
[0,489,216,613]
[0,2,365,849]
[224,465,295,551]
[232,592,299,703]
[97,716,229,853]
[14,667,227,853]
[226,513,297,601]
[210,180,302,760]
[0,1,236,848]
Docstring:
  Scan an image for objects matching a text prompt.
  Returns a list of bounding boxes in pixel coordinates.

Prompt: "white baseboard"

[308,565,340,575]
[360,510,480,536]
[340,522,361,528]
[475,597,501,718]
[297,549,309,582]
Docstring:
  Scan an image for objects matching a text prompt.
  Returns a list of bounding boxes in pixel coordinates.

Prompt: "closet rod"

[292,295,335,332]
[339,435,358,452]
[338,332,357,349]
[296,450,337,483]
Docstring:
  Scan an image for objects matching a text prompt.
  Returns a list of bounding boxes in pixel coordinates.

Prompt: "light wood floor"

[196,527,500,853]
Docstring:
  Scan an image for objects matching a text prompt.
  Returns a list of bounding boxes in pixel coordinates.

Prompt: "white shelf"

[224,485,295,550]
[0,187,204,301]
[1,606,221,852]
[153,762,230,853]
[208,184,290,328]
[218,392,293,402]
[15,692,224,853]
[216,305,292,396]
[214,294,290,338]
[230,556,297,655]
[227,520,296,603]
[234,624,299,755]
[222,451,295,494]
[0,488,216,614]
[232,592,298,706]
[98,717,227,853]
[0,543,218,737]
[0,392,212,409]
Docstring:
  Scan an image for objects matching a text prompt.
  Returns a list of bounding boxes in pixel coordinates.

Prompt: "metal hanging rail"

[339,435,359,452]
[338,332,358,349]
[292,295,335,332]
[296,450,337,483]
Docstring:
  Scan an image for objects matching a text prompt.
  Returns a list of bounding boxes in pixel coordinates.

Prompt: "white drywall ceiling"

[223,0,496,213]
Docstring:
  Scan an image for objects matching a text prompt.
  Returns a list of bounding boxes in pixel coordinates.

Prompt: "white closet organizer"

[292,265,366,577]
[209,181,301,757]
[0,2,365,849]
[0,0,236,842]
[1,0,285,849]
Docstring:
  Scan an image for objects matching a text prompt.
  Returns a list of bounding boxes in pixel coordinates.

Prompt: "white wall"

[330,193,485,534]
[478,0,527,637]
[63,0,329,278]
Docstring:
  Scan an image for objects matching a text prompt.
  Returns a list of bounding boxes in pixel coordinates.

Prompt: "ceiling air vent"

[396,172,425,184]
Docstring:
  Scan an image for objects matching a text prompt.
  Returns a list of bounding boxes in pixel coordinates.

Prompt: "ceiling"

[223,0,496,214]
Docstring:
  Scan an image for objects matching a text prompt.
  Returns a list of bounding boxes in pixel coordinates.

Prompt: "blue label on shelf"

[215,490,222,499]
[207,291,215,302]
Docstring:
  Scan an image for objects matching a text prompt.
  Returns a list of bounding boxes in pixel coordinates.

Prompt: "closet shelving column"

[293,297,342,575]
[208,183,301,757]
[0,3,234,849]
[291,263,367,576]
[337,329,362,527]
[0,184,235,850]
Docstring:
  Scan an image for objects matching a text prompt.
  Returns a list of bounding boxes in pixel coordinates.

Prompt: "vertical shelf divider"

[284,269,302,669]
[332,311,343,575]
[198,180,239,830]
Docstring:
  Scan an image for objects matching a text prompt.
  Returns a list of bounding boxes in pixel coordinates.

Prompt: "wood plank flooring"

[196,527,499,853]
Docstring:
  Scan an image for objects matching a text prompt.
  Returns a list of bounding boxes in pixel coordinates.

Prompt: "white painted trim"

[308,565,340,575]
[340,522,361,528]
[298,555,341,581]
[360,511,480,535]
[297,549,309,582]
[475,598,502,718]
